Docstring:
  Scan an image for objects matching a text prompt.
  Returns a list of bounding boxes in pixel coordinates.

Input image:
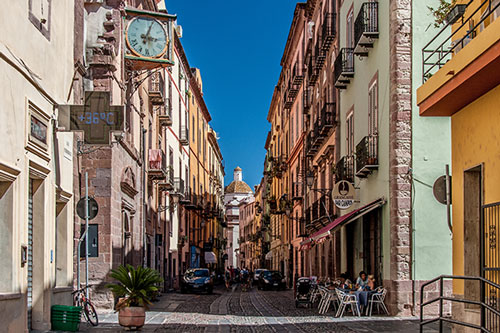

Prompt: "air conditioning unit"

[176,25,183,38]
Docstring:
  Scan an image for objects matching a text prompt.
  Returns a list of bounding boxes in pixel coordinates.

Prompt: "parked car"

[180,268,213,294]
[258,270,286,291]
[253,269,267,285]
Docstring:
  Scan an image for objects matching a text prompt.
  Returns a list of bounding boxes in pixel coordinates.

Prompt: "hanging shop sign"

[332,180,355,210]
[123,8,176,70]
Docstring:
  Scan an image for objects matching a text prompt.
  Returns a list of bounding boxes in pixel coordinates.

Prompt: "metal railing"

[355,134,378,175]
[354,2,379,50]
[148,149,166,173]
[322,12,337,50]
[292,182,303,200]
[334,48,355,85]
[422,0,500,83]
[303,86,312,113]
[336,155,354,183]
[292,62,304,85]
[180,126,189,145]
[420,275,500,332]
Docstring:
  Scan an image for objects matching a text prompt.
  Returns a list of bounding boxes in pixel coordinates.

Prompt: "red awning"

[310,198,386,243]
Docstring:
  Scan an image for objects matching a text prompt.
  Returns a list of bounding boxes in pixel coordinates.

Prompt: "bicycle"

[72,286,99,326]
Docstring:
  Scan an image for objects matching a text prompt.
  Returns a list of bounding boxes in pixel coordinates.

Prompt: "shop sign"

[332,180,355,209]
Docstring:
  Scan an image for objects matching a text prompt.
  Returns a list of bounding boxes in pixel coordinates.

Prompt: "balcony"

[314,37,326,70]
[157,166,174,191]
[173,177,185,195]
[354,2,379,56]
[418,0,500,116]
[157,99,172,127]
[292,62,304,85]
[179,126,189,145]
[334,48,355,89]
[148,71,164,105]
[303,86,312,114]
[306,44,319,86]
[335,155,354,183]
[292,182,303,200]
[283,89,294,110]
[148,149,167,180]
[311,200,319,221]
[305,132,319,157]
[317,102,336,137]
[321,12,336,51]
[356,134,378,177]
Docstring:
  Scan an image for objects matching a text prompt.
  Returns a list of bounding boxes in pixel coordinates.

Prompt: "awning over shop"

[300,198,386,249]
[204,251,217,264]
[265,251,273,260]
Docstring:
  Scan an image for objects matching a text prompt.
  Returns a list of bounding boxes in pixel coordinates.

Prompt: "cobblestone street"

[73,286,448,333]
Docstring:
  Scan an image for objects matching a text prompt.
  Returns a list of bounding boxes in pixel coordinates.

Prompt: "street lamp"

[306,171,315,189]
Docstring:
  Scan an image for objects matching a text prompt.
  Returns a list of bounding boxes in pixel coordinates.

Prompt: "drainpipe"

[142,127,147,267]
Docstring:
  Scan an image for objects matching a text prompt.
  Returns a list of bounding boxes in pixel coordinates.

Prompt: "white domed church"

[224,167,254,268]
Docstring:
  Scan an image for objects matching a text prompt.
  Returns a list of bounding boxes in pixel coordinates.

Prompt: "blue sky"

[165,1,298,189]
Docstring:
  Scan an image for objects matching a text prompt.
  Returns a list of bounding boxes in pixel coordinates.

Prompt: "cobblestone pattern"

[65,286,455,332]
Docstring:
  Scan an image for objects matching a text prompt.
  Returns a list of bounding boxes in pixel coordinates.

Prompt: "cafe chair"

[335,289,361,318]
[366,287,389,316]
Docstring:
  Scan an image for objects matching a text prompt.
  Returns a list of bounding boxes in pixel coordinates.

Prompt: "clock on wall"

[123,8,176,69]
[125,16,168,58]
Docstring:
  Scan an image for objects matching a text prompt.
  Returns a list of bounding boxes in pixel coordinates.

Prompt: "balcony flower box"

[445,4,467,25]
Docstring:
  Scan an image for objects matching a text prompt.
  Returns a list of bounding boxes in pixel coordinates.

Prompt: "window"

[29,0,51,40]
[346,110,354,156]
[0,180,14,292]
[368,78,378,136]
[347,6,354,48]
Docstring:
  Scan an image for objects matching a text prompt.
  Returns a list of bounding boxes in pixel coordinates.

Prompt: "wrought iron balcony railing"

[155,102,173,127]
[335,155,354,183]
[354,2,379,56]
[355,134,378,177]
[292,182,303,200]
[292,62,304,85]
[334,48,355,89]
[303,86,312,114]
[306,43,319,86]
[321,12,336,51]
[317,102,336,137]
[148,149,167,180]
[148,71,165,105]
[314,36,326,70]
[179,125,189,146]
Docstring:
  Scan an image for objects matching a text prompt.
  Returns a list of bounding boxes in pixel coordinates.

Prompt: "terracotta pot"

[118,306,146,328]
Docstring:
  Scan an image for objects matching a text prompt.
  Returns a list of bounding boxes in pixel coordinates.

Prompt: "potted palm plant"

[106,265,163,329]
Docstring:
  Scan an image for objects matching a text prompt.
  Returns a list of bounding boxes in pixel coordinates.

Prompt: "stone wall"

[388,0,413,316]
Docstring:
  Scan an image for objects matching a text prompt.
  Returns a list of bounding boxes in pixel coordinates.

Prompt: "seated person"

[355,271,369,289]
[339,273,353,289]
[367,275,376,291]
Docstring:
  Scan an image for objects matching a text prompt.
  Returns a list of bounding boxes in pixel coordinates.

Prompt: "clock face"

[126,17,168,58]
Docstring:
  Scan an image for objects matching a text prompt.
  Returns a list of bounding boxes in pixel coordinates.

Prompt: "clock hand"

[145,22,154,39]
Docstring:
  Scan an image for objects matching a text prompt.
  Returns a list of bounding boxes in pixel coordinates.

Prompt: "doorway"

[464,166,482,308]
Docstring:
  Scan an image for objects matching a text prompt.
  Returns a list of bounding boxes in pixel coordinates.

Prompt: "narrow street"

[77,286,447,333]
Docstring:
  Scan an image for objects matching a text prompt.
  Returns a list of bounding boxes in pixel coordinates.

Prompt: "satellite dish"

[433,175,451,205]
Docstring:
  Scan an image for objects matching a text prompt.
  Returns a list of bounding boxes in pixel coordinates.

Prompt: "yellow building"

[417,1,500,329]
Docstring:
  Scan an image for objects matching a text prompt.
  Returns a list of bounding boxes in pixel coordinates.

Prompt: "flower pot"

[118,306,145,329]
[445,4,467,25]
